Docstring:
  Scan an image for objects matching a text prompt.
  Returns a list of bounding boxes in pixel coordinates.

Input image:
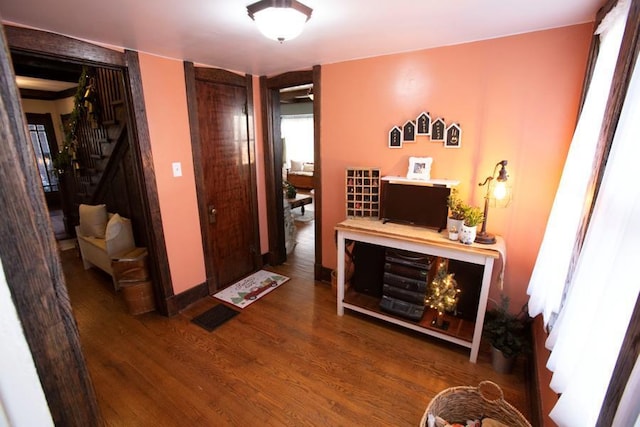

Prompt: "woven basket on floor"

[419,381,531,427]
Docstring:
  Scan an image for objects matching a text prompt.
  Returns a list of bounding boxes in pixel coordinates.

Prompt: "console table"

[335,218,504,363]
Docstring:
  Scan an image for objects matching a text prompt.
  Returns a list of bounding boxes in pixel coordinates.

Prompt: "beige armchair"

[75,204,135,281]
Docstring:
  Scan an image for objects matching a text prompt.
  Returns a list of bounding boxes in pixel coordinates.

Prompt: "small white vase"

[447,218,463,234]
[460,224,477,245]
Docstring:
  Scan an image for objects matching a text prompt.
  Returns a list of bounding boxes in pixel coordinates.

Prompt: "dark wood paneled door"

[192,69,258,290]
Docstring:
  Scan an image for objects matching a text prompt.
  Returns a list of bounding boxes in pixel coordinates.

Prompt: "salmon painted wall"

[138,53,206,294]
[321,24,593,310]
[253,75,270,253]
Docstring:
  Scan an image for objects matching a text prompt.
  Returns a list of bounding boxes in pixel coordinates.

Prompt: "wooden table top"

[336,218,503,259]
[287,194,312,202]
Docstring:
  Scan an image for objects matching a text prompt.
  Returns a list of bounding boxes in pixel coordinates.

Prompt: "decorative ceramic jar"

[460,224,477,245]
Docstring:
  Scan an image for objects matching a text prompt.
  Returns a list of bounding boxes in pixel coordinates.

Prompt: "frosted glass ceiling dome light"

[247,0,313,42]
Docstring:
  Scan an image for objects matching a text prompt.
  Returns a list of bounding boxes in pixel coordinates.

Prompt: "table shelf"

[343,288,475,344]
[336,219,504,362]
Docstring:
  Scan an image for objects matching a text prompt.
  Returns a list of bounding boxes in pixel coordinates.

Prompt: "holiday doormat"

[213,270,289,309]
[191,304,239,332]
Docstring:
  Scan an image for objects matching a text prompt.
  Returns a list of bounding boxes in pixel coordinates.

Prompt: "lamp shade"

[492,180,508,201]
[247,0,313,42]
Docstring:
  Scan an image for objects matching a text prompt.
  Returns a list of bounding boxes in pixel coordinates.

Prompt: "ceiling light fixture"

[247,0,313,43]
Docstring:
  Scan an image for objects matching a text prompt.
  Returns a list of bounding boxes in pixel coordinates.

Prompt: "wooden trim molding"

[0,23,101,425]
[577,0,618,114]
[5,25,125,67]
[572,0,640,277]
[261,77,284,264]
[589,0,640,208]
[166,281,210,314]
[124,50,174,315]
[184,61,212,290]
[596,0,640,421]
[320,266,333,284]
[598,294,640,424]
[312,65,323,280]
[19,86,77,100]
[245,74,263,270]
[530,316,557,427]
[260,69,321,273]
[194,66,247,86]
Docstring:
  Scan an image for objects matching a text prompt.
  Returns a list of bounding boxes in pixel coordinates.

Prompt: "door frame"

[260,66,323,279]
[0,23,102,424]
[184,63,261,294]
[4,25,174,314]
[1,23,179,420]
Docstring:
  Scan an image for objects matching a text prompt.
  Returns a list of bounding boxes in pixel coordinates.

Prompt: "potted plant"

[460,205,483,244]
[446,189,466,239]
[283,180,297,199]
[483,295,529,374]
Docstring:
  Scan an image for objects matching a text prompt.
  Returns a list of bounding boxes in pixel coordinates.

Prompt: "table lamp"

[475,160,510,244]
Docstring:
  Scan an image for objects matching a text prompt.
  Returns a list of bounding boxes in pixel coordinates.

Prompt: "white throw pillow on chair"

[105,213,124,241]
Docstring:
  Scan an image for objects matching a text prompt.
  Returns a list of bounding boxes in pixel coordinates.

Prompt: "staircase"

[69,67,128,207]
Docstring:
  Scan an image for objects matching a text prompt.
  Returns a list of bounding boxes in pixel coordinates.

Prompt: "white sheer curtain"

[526,0,629,327]
[281,114,314,165]
[525,0,639,424]
[548,48,640,425]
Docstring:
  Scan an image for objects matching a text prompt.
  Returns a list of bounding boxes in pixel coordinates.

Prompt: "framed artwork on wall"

[406,156,433,180]
[431,118,446,141]
[403,120,416,142]
[445,123,462,148]
[417,112,431,136]
[389,126,402,148]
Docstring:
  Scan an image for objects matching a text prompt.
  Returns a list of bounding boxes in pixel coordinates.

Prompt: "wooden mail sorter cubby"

[335,218,504,363]
[346,167,380,218]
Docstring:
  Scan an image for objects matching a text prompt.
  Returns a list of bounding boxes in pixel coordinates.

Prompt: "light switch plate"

[172,162,182,177]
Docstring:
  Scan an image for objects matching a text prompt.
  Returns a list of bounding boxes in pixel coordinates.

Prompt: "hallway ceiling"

[1,0,603,76]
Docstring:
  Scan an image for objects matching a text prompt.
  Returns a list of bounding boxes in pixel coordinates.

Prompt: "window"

[526,0,640,424]
[281,114,314,166]
[26,114,59,193]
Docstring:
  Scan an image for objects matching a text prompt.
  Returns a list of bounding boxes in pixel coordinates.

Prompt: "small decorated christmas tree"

[425,258,460,329]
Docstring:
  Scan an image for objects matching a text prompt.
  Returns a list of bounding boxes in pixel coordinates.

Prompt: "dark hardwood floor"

[60,209,531,426]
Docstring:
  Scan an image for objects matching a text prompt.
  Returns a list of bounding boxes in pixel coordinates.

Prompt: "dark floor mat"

[191,304,239,332]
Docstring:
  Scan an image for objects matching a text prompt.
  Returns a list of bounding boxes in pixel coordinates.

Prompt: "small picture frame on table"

[406,156,433,180]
